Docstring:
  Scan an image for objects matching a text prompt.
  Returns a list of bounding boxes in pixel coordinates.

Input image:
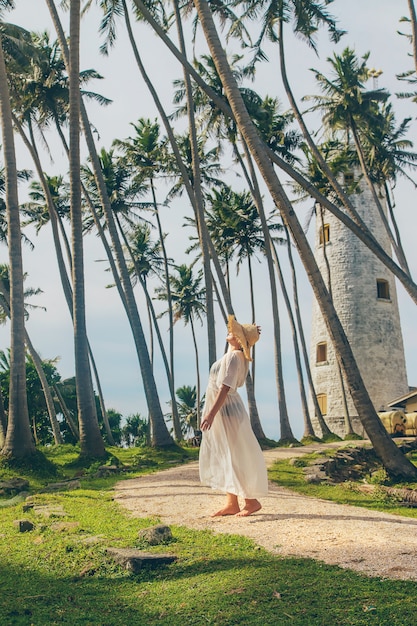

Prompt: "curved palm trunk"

[194,0,417,479]
[408,0,417,74]
[189,317,201,428]
[16,120,115,446]
[47,0,172,447]
[350,121,410,275]
[53,382,79,440]
[240,140,296,442]
[0,387,7,448]
[69,0,105,458]
[173,0,216,366]
[271,242,315,438]
[283,225,331,437]
[0,35,35,458]
[245,254,266,439]
[149,180,181,439]
[24,330,63,444]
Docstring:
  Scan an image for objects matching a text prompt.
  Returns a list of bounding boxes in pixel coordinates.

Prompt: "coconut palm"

[157,263,206,428]
[175,384,204,438]
[45,0,173,447]
[0,264,63,444]
[113,118,183,439]
[0,2,35,458]
[191,0,417,479]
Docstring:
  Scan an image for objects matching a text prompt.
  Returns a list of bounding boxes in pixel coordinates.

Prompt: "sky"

[0,0,416,441]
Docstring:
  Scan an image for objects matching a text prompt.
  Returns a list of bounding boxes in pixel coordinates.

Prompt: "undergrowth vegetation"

[1,444,417,625]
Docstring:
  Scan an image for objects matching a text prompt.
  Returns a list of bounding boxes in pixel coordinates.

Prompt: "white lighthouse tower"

[309,175,409,436]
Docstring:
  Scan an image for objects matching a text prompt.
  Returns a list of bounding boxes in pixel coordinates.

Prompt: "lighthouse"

[309,175,409,437]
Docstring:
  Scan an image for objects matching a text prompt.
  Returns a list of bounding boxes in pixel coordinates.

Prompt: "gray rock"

[106,547,177,573]
[138,524,173,546]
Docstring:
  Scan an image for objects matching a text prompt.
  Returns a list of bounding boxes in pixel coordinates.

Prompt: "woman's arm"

[200,384,230,431]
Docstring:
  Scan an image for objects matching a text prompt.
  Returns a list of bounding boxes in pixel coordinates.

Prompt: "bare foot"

[235,500,262,517]
[211,505,241,517]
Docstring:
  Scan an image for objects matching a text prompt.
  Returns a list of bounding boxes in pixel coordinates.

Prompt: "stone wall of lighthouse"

[308,179,409,437]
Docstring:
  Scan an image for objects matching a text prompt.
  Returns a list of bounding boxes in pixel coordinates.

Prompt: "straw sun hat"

[227,314,260,361]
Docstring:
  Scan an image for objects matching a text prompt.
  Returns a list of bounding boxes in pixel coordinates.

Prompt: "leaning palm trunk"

[349,123,410,275]
[0,387,7,448]
[53,383,79,441]
[0,35,35,458]
[271,242,315,438]
[46,0,172,447]
[69,0,105,458]
[24,331,63,444]
[240,139,296,442]
[283,225,331,437]
[173,0,216,366]
[189,317,201,429]
[12,116,115,446]
[408,0,417,77]
[194,0,417,479]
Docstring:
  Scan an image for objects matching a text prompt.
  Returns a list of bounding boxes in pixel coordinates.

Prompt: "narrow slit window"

[319,223,330,245]
[316,342,327,363]
[317,393,327,415]
[377,279,390,300]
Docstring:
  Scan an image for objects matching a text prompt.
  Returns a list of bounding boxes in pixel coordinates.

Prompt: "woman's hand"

[201,414,214,431]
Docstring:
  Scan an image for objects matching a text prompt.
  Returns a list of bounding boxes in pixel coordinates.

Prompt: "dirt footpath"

[114,443,417,581]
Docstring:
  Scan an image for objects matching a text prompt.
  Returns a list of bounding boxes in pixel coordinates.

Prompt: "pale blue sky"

[0,0,416,440]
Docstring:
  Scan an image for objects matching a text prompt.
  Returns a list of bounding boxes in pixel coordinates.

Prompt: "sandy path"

[114,444,417,581]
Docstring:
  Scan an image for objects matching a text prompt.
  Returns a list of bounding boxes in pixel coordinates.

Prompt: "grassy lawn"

[1,444,416,625]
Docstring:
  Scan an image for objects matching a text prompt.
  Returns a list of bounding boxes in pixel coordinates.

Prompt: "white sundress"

[199,347,269,499]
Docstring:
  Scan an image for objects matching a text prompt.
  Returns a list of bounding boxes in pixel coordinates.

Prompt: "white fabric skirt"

[199,385,268,499]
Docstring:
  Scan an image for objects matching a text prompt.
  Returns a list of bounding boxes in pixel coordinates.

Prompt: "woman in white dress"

[199,315,268,517]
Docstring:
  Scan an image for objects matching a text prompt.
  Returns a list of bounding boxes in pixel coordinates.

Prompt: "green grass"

[1,444,417,625]
[268,449,417,518]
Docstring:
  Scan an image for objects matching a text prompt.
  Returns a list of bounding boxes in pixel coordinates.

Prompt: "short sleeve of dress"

[220,351,243,391]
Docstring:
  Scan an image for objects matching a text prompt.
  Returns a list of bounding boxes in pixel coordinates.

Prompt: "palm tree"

[46,0,173,447]
[0,2,35,458]
[68,0,106,458]
[0,264,63,444]
[157,264,206,428]
[192,0,417,479]
[175,384,203,438]
[305,48,411,275]
[114,118,182,439]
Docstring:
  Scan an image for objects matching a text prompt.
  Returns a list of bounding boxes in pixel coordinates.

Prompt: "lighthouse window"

[344,172,354,186]
[319,223,330,245]
[317,393,328,415]
[377,279,390,300]
[316,342,327,363]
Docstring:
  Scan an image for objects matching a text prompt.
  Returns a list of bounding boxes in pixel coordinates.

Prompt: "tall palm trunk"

[283,225,331,437]
[408,0,417,74]
[24,331,63,444]
[69,0,105,458]
[193,0,417,479]
[46,0,172,446]
[271,242,315,439]
[240,139,295,442]
[0,387,7,447]
[53,382,79,441]
[189,317,201,428]
[0,34,35,458]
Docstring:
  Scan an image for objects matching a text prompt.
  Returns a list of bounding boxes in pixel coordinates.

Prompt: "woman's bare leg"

[211,492,240,517]
[235,499,262,517]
